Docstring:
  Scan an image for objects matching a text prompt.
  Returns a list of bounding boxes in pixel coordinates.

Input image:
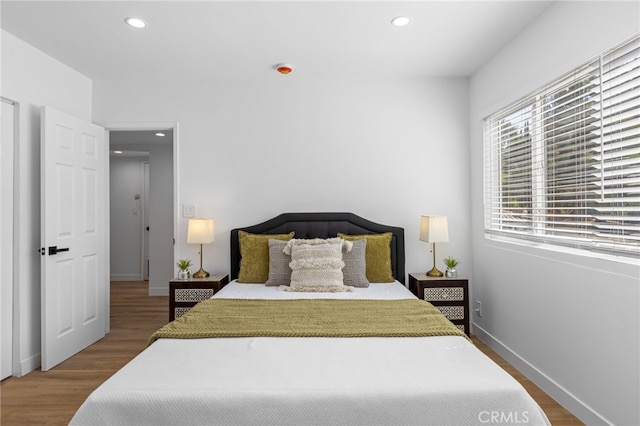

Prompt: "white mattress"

[71,281,550,426]
[214,280,417,300]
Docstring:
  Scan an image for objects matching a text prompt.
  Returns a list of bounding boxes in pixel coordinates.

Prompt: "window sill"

[484,233,640,268]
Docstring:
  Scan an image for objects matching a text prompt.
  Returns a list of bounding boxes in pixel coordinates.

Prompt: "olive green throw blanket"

[149,299,467,345]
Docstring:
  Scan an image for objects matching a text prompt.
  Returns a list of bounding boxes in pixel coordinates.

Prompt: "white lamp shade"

[187,218,214,244]
[419,215,449,243]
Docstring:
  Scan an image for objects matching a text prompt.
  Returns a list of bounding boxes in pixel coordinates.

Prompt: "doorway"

[108,128,176,296]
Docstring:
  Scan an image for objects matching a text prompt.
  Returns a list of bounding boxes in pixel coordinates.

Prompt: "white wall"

[147,143,173,295]
[1,30,93,374]
[93,77,471,291]
[469,2,639,425]
[109,156,146,280]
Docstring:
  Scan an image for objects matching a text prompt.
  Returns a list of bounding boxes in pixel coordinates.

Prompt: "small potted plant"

[443,256,459,278]
[176,259,192,280]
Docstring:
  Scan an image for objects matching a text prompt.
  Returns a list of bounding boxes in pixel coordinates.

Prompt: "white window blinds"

[484,36,640,258]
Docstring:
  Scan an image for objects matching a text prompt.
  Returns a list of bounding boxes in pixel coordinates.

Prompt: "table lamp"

[187,217,214,278]
[420,215,449,277]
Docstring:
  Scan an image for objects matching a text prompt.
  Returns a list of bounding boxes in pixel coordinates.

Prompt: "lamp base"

[192,268,210,279]
[426,266,443,277]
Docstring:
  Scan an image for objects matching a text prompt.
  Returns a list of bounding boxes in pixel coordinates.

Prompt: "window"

[484,36,640,258]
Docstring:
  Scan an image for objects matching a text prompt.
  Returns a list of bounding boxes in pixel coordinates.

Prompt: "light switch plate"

[182,204,196,217]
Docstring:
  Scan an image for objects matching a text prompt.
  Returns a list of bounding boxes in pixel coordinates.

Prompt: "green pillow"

[238,231,294,283]
[338,232,394,283]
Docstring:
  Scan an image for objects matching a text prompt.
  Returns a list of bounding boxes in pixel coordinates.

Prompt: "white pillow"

[282,238,354,292]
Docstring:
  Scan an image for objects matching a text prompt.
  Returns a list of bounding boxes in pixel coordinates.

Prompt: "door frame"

[1,97,19,378]
[104,122,179,291]
[141,160,150,280]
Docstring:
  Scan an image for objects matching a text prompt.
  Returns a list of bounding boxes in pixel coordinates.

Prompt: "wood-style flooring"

[1,281,583,425]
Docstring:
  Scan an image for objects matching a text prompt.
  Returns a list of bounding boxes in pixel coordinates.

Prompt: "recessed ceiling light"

[391,16,410,27]
[155,132,165,137]
[114,150,123,154]
[125,17,147,29]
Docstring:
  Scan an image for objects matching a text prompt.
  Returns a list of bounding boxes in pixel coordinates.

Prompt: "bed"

[71,212,550,425]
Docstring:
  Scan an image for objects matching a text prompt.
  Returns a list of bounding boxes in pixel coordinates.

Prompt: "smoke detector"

[276,64,293,75]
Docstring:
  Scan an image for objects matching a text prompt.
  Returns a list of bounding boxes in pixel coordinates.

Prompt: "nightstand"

[408,273,470,336]
[169,274,229,321]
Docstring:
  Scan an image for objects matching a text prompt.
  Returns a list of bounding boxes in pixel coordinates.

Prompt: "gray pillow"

[342,238,369,287]
[265,239,291,286]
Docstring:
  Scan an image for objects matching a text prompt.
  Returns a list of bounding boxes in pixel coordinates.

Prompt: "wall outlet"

[475,300,482,317]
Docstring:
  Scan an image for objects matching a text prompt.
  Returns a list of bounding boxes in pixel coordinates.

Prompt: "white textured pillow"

[283,238,354,292]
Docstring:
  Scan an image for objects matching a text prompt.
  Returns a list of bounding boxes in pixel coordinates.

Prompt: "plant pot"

[445,268,457,278]
[178,269,190,280]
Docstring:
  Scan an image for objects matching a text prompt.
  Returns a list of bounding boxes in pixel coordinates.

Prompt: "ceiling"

[110,129,173,146]
[1,1,554,81]
[109,129,173,156]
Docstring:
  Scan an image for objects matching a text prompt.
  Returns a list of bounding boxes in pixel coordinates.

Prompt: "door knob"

[48,246,70,255]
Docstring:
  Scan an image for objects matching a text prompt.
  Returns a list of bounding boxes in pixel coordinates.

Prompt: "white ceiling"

[1,1,554,81]
[109,129,173,145]
[110,129,174,146]
[109,129,173,156]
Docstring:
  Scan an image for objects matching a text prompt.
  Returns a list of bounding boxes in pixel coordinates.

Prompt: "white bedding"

[215,280,417,300]
[71,281,550,426]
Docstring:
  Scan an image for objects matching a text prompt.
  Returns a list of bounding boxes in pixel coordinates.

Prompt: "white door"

[1,99,15,379]
[41,106,107,371]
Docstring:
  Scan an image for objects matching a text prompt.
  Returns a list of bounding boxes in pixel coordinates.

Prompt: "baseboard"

[110,274,143,281]
[472,323,610,426]
[148,287,168,296]
[18,352,40,377]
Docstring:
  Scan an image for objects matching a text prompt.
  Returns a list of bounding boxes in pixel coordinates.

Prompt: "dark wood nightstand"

[408,273,470,336]
[169,274,229,321]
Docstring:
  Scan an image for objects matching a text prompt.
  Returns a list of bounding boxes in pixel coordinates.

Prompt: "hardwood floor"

[1,281,583,425]
[470,338,583,425]
[1,281,169,425]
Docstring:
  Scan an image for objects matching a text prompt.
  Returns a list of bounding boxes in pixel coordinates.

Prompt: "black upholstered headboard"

[230,212,405,284]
